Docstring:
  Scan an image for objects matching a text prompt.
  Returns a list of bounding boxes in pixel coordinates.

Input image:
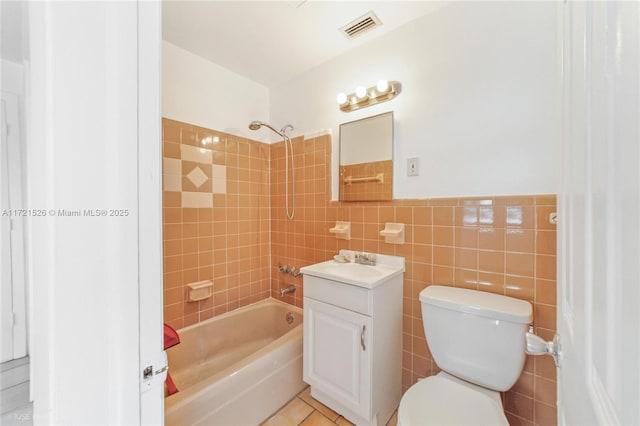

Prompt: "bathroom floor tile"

[335,416,355,426]
[300,411,336,426]
[261,386,398,426]
[263,397,314,426]
[298,387,340,421]
[387,410,398,426]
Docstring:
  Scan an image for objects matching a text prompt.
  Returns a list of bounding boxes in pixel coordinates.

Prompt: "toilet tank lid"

[420,285,533,324]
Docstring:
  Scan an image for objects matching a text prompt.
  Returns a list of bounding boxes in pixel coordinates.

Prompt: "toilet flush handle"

[526,326,561,367]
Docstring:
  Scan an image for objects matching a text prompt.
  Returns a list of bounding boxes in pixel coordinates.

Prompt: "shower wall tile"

[163,157,182,175]
[212,165,227,194]
[163,176,182,192]
[180,143,212,164]
[181,192,212,208]
[185,165,209,189]
[163,158,182,192]
[162,118,270,330]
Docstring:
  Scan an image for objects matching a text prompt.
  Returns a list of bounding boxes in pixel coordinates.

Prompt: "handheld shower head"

[248,121,263,131]
[248,121,284,136]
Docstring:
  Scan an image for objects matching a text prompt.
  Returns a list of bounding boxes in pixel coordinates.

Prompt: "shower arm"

[280,124,294,135]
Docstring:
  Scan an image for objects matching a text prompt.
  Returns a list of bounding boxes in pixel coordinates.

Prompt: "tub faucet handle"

[279,264,290,273]
[280,285,296,297]
[289,267,302,277]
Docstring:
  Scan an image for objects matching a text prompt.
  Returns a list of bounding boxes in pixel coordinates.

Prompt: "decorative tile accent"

[163,157,181,175]
[181,191,212,208]
[163,158,182,192]
[212,165,226,194]
[163,175,182,192]
[187,166,208,189]
[181,144,212,164]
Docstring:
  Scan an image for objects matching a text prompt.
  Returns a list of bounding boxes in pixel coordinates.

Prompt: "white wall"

[1,59,24,94]
[162,41,272,142]
[270,2,561,199]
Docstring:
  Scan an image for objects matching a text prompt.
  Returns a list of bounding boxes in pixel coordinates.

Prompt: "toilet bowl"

[398,372,507,426]
[398,285,532,425]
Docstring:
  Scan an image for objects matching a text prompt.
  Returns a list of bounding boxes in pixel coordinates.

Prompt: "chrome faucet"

[280,285,295,297]
[279,264,302,277]
[354,252,377,266]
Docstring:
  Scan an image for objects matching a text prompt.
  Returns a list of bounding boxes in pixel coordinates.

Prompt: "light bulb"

[355,86,367,98]
[376,80,389,92]
[336,93,347,105]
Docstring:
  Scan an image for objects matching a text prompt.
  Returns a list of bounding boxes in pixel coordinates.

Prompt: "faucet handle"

[355,252,377,265]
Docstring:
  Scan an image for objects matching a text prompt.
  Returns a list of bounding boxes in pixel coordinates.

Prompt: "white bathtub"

[165,298,305,426]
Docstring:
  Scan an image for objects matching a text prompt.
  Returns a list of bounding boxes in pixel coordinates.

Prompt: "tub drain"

[286,312,294,324]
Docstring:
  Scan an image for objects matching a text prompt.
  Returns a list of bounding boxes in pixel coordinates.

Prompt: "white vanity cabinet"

[301,251,404,426]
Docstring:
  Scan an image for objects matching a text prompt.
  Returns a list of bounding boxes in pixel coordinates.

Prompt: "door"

[304,297,372,418]
[138,1,166,424]
[558,1,639,425]
[26,1,164,423]
[0,90,27,363]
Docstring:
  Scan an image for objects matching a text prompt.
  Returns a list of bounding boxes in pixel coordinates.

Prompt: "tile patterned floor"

[262,387,398,426]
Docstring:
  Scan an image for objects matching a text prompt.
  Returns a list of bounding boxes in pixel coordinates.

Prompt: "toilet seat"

[398,373,509,426]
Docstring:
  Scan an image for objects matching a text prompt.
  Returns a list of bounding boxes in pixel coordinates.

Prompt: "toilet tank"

[420,286,533,392]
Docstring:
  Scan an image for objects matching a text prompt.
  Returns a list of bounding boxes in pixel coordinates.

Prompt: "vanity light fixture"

[336,80,401,112]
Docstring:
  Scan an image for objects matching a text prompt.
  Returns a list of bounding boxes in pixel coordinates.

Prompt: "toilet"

[398,285,533,426]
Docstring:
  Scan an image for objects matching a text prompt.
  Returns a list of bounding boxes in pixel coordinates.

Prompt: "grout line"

[294,396,316,425]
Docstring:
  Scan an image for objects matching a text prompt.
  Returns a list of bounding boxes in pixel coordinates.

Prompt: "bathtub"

[164,298,305,426]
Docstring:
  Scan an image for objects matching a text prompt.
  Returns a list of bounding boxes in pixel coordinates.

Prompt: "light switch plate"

[407,157,419,176]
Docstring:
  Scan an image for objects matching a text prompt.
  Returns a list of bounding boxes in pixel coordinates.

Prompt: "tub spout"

[280,285,295,297]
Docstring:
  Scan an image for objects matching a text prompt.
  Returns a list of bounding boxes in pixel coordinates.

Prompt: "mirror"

[339,111,393,201]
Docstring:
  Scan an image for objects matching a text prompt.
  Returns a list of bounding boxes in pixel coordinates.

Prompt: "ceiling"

[162,1,446,88]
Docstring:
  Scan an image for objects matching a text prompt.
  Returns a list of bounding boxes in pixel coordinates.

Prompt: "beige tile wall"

[163,119,557,425]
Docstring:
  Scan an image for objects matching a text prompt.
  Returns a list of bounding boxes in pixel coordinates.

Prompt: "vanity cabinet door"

[303,297,372,419]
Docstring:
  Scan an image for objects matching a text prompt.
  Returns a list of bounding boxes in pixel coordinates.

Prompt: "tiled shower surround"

[162,118,557,426]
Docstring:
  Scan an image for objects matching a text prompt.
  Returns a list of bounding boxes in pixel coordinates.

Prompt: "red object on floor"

[164,323,180,395]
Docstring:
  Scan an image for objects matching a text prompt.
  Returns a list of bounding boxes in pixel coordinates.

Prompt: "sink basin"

[300,251,404,288]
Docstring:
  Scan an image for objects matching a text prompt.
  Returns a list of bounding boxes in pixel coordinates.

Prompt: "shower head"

[248,120,284,137]
[248,121,263,131]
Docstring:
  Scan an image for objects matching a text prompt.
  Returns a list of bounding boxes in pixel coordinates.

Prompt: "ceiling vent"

[339,11,382,40]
